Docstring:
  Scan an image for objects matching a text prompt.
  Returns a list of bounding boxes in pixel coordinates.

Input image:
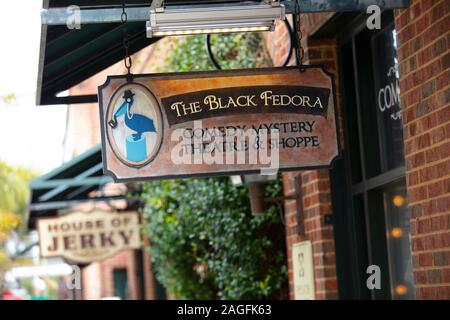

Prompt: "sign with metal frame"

[98,66,339,182]
[37,211,141,264]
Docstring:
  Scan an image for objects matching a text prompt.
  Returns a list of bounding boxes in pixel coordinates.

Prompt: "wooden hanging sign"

[37,211,141,264]
[98,66,339,182]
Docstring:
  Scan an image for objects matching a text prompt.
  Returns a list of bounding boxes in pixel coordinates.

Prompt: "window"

[334,11,414,299]
[113,268,129,300]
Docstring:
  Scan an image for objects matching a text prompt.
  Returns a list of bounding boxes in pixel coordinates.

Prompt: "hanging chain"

[123,34,132,76]
[121,3,128,23]
[294,1,305,71]
[121,3,133,80]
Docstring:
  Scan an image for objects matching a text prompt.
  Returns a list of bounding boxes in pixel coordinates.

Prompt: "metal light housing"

[146,1,285,38]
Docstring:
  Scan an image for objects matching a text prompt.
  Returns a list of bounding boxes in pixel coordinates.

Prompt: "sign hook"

[121,3,133,82]
[293,1,306,72]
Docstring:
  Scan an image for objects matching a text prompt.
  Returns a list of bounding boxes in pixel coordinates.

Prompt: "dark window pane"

[341,41,363,183]
[355,30,382,179]
[382,181,415,299]
[113,269,128,300]
[337,11,412,300]
[372,24,405,170]
[367,190,392,299]
[352,195,371,298]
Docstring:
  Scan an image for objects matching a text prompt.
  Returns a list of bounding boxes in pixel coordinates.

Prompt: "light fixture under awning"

[146,1,285,38]
[37,0,410,106]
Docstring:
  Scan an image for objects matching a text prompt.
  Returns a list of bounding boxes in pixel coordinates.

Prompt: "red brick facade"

[275,1,449,300]
[270,14,342,300]
[82,251,140,300]
[394,0,450,299]
[63,2,449,299]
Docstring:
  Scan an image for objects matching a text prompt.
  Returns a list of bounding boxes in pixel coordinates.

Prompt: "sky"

[0,1,67,173]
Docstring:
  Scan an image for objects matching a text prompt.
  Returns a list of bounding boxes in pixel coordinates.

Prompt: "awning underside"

[37,0,410,105]
[37,0,252,105]
[37,11,156,105]
[28,145,121,229]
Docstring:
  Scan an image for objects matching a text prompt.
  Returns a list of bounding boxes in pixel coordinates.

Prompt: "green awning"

[36,0,409,105]
[36,0,250,105]
[37,0,162,105]
[27,145,122,229]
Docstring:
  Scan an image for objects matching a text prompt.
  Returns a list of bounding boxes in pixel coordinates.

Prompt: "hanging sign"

[98,66,339,181]
[37,211,141,264]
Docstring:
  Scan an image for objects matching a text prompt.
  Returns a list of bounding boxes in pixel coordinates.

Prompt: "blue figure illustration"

[108,90,156,162]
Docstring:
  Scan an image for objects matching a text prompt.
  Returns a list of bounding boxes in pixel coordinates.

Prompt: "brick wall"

[82,250,141,300]
[269,14,341,300]
[81,262,103,300]
[394,0,450,299]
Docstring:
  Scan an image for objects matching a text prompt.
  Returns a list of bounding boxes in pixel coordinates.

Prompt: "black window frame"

[330,10,409,300]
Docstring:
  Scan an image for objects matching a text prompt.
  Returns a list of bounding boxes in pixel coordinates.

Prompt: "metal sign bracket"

[41,1,410,26]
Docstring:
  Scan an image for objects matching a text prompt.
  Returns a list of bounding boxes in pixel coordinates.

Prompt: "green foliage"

[140,177,287,299]
[0,161,37,295]
[0,161,36,217]
[160,33,272,72]
[140,32,284,299]
[0,93,17,106]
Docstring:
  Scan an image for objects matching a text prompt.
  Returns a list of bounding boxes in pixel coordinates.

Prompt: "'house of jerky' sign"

[37,211,140,264]
[98,66,339,181]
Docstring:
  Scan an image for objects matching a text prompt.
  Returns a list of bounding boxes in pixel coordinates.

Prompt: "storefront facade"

[33,0,448,300]
[27,144,161,300]
[275,0,449,299]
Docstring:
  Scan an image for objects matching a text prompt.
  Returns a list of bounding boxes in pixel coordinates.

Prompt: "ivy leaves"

[141,31,284,300]
[160,33,272,73]
[140,177,286,299]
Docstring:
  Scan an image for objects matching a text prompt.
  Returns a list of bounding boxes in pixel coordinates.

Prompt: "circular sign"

[105,83,163,168]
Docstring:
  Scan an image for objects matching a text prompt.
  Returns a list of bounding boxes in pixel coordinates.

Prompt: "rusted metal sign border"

[98,65,341,183]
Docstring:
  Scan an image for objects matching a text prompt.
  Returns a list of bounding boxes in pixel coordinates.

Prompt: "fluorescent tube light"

[146,1,285,38]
